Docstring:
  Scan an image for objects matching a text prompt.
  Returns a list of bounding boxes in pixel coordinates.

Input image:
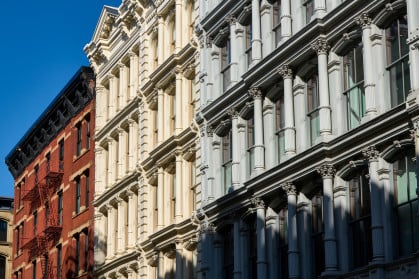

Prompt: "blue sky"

[0,1,121,197]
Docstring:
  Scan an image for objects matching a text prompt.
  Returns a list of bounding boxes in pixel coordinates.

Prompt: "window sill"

[73,148,90,162]
[72,206,88,218]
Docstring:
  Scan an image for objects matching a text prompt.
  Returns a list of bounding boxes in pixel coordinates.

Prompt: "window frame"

[385,15,410,107]
[342,41,366,129]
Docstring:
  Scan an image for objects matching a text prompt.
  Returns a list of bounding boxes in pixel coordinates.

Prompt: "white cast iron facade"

[84,0,200,278]
[196,0,419,279]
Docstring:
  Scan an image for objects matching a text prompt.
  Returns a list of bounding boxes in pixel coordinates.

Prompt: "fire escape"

[22,162,64,279]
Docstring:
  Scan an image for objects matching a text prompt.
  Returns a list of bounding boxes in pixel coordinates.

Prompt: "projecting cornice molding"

[6,67,95,179]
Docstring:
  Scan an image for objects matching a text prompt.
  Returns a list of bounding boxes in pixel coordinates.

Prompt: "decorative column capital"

[206,125,215,137]
[278,64,293,79]
[227,108,239,119]
[225,14,237,25]
[200,222,216,234]
[316,164,336,179]
[250,197,265,209]
[248,87,262,99]
[206,36,213,48]
[362,145,380,161]
[118,62,126,69]
[281,182,297,195]
[311,38,330,55]
[355,13,372,28]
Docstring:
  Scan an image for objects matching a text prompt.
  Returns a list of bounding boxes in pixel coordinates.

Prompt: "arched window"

[0,220,7,241]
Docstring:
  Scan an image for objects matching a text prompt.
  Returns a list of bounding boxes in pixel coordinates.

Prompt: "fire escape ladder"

[40,253,55,279]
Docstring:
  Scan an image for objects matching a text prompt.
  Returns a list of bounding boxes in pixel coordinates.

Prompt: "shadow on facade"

[197,144,419,279]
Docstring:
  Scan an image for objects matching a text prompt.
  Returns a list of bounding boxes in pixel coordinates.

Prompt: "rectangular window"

[245,24,252,67]
[16,183,22,209]
[386,15,410,107]
[75,235,80,275]
[45,152,50,173]
[32,260,36,279]
[303,0,314,24]
[75,178,81,214]
[85,171,90,208]
[59,139,64,171]
[393,154,419,257]
[222,131,233,194]
[58,191,63,225]
[221,38,232,92]
[279,208,288,279]
[273,0,282,46]
[0,221,7,242]
[247,118,255,175]
[57,245,62,279]
[76,123,82,156]
[33,211,38,235]
[34,164,39,185]
[86,116,91,150]
[171,172,176,220]
[349,169,372,268]
[307,74,320,145]
[223,226,234,279]
[344,42,365,129]
[311,191,325,277]
[275,94,285,161]
[84,232,89,272]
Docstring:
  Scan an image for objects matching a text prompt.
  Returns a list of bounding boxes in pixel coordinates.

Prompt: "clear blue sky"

[0,1,121,198]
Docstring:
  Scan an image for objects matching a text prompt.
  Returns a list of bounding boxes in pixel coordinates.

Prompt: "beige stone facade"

[0,197,13,279]
[84,0,199,278]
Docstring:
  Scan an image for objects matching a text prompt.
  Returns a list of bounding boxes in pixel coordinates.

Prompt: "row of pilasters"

[199,144,400,278]
[95,118,139,194]
[94,190,138,263]
[96,52,139,131]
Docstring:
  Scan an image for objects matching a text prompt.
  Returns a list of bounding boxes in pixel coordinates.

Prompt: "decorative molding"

[311,38,330,55]
[278,64,293,79]
[355,13,372,28]
[281,182,297,195]
[316,164,336,178]
[248,87,262,99]
[362,145,379,161]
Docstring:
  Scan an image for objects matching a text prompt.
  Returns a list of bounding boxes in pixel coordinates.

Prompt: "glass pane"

[278,130,285,161]
[399,16,409,57]
[403,59,411,96]
[386,22,400,64]
[396,159,408,204]
[397,204,413,256]
[390,63,405,107]
[355,45,364,83]
[224,161,232,194]
[413,201,419,251]
[348,86,365,129]
[408,157,416,199]
[248,147,255,175]
[310,111,320,145]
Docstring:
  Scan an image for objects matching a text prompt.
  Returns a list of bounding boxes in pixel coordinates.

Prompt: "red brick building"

[6,67,95,279]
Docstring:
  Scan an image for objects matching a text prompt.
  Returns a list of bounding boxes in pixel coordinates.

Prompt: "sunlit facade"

[0,197,13,279]
[84,0,200,278]
[196,0,419,278]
